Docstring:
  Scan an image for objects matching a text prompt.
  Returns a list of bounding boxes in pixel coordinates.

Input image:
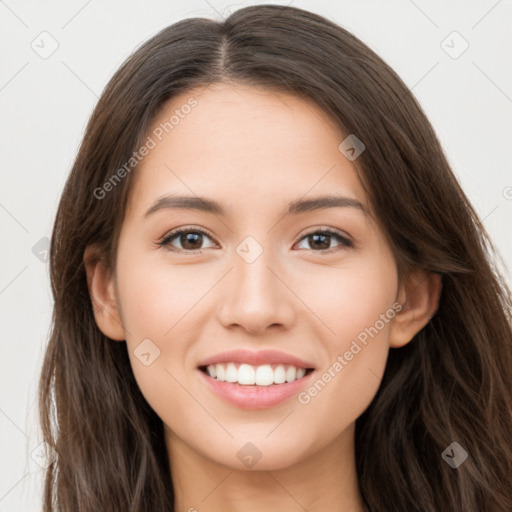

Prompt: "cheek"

[117,253,207,339]
[300,251,398,347]
[114,249,203,405]
[295,252,397,416]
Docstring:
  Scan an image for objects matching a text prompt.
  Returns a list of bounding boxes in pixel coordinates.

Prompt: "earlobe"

[84,245,126,341]
[389,270,442,348]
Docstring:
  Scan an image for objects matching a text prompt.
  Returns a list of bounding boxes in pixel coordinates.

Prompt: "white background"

[1,0,511,510]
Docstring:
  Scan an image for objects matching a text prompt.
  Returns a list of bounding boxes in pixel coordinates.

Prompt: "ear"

[389,269,442,348]
[84,244,126,341]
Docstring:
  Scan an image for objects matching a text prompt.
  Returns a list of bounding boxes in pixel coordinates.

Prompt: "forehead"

[126,83,371,222]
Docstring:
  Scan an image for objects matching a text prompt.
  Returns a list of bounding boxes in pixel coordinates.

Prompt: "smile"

[199,363,313,386]
[196,348,316,409]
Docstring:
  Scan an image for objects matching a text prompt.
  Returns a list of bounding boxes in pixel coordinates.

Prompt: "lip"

[197,367,315,410]
[196,349,316,369]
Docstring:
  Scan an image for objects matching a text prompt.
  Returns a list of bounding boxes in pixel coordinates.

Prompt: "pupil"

[311,234,329,250]
[182,233,201,249]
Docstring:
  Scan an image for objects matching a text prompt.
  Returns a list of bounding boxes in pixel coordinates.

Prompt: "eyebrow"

[142,194,369,219]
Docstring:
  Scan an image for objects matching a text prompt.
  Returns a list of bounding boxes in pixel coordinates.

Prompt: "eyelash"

[156,226,355,255]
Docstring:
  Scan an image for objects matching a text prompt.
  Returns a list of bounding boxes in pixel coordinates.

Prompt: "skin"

[85,82,441,512]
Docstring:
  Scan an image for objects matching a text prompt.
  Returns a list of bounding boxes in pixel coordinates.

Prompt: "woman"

[39,4,512,511]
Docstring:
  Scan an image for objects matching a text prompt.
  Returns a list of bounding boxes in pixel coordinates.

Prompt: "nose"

[215,244,296,336]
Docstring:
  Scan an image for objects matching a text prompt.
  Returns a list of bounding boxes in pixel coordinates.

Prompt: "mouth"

[196,349,316,408]
[198,363,315,386]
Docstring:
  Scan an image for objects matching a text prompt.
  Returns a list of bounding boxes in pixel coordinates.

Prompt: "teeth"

[238,364,255,385]
[225,363,238,383]
[215,364,225,381]
[255,365,273,386]
[285,366,296,383]
[274,365,286,384]
[204,363,309,385]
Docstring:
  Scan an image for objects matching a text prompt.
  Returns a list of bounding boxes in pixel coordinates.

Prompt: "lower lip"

[197,369,315,409]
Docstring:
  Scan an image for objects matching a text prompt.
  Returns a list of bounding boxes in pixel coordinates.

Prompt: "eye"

[157,226,354,255]
[157,226,217,253]
[295,229,354,253]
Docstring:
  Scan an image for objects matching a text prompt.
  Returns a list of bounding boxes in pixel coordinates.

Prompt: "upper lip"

[197,349,315,369]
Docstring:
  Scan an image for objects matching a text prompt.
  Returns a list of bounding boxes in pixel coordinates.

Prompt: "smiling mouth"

[198,363,314,386]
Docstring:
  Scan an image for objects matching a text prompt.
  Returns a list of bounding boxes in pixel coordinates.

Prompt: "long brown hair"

[39,4,512,511]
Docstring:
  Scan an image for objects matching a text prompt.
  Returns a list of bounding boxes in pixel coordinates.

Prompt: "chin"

[198,435,314,472]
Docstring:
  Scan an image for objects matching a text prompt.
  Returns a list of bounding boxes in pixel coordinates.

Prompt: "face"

[104,83,403,470]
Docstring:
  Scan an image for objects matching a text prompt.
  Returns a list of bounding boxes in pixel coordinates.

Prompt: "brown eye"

[157,227,354,255]
[296,229,354,253]
[158,227,216,253]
